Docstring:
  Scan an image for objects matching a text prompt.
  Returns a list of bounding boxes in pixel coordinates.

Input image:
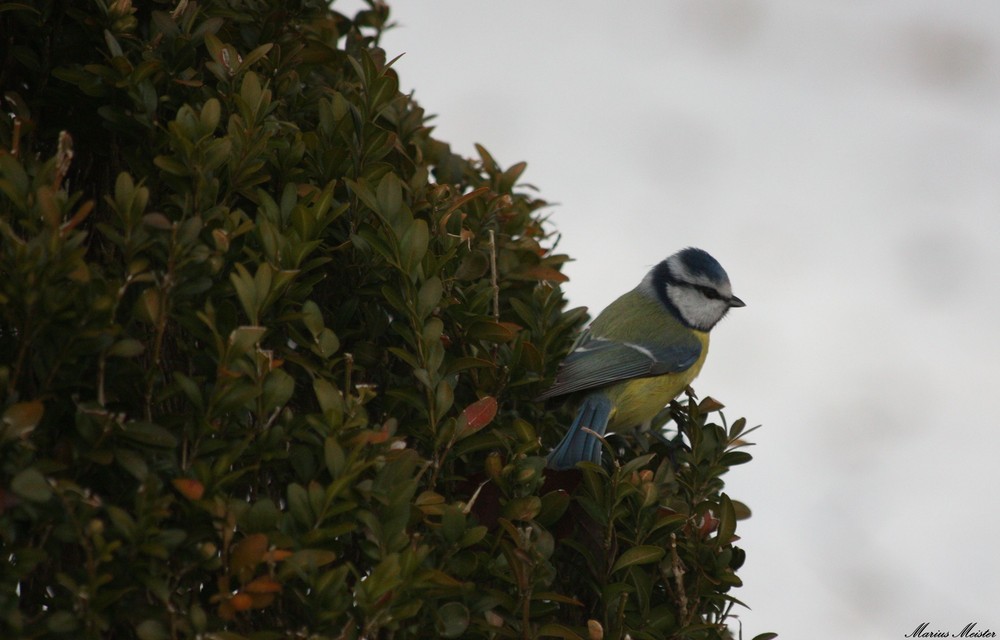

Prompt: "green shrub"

[0,1,772,638]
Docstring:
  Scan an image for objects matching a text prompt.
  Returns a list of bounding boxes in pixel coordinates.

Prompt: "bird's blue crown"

[675,247,729,283]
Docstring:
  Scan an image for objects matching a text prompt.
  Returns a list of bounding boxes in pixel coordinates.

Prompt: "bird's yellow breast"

[605,330,710,429]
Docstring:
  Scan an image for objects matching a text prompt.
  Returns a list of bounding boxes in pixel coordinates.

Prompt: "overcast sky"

[362,2,1000,637]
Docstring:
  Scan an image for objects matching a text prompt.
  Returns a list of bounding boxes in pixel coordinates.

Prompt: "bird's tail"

[546,394,613,470]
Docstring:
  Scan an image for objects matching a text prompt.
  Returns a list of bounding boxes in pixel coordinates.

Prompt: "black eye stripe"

[694,284,721,299]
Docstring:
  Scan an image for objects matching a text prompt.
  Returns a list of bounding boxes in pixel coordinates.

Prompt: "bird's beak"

[728,295,746,308]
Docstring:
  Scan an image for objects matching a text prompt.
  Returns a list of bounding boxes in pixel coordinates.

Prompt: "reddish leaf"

[441,186,489,220]
[217,600,236,621]
[698,396,725,413]
[460,396,497,438]
[229,593,253,612]
[171,478,205,501]
[247,592,276,608]
[263,549,293,563]
[60,199,94,235]
[350,425,391,445]
[698,511,720,538]
[230,533,268,579]
[3,400,44,439]
[244,577,281,594]
[521,265,568,283]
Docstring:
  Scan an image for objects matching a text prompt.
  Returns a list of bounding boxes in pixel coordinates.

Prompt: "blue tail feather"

[546,394,613,470]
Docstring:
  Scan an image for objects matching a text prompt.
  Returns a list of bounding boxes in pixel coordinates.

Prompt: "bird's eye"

[696,285,720,299]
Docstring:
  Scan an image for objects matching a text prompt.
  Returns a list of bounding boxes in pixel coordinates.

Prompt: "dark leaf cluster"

[0,1,772,638]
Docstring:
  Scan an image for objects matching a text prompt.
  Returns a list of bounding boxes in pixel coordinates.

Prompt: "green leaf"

[500,160,527,192]
[200,98,221,131]
[619,452,656,476]
[153,155,188,177]
[352,228,398,266]
[536,490,571,527]
[313,328,340,358]
[228,325,267,357]
[387,347,420,370]
[445,356,495,374]
[435,380,454,418]
[201,633,248,640]
[0,4,42,16]
[11,467,52,503]
[115,448,149,480]
[229,263,259,324]
[106,505,136,538]
[301,300,325,337]
[173,372,204,410]
[46,611,78,634]
[324,437,345,478]
[287,483,312,527]
[108,338,145,358]
[137,287,163,324]
[243,499,280,532]
[475,143,497,173]
[313,378,344,419]
[440,504,465,544]
[716,493,737,545]
[120,421,178,448]
[732,499,753,520]
[454,250,489,280]
[435,602,470,639]
[202,138,232,171]
[240,71,263,112]
[459,525,487,548]
[278,549,338,580]
[241,42,274,69]
[417,276,442,319]
[376,172,403,220]
[262,369,294,410]
[502,496,540,522]
[466,320,520,343]
[136,619,169,640]
[721,450,753,466]
[400,219,428,273]
[344,178,379,213]
[728,417,748,439]
[535,624,584,639]
[611,545,665,574]
[104,29,124,57]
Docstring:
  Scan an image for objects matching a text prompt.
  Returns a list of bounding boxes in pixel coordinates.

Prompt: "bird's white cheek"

[667,289,729,331]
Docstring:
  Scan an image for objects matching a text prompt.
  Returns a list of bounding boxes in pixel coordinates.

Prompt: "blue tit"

[540,247,744,470]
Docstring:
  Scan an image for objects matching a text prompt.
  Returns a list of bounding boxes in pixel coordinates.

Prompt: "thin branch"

[489,229,499,321]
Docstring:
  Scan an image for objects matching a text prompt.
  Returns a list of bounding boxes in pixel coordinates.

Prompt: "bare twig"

[670,532,689,620]
[55,130,73,189]
[489,229,499,321]
[11,119,22,158]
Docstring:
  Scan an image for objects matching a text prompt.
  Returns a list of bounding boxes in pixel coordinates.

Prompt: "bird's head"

[645,247,745,331]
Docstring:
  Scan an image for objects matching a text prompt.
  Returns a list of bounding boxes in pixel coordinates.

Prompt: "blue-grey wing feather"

[537,330,701,400]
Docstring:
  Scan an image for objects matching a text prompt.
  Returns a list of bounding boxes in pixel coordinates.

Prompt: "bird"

[540,247,744,470]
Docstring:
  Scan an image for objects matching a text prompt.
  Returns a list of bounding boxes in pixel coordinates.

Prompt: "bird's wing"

[536,329,702,400]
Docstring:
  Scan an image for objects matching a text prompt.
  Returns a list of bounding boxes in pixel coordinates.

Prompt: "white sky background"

[357,1,1000,637]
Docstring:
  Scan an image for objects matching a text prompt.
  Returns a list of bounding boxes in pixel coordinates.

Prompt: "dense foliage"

[0,1,772,638]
